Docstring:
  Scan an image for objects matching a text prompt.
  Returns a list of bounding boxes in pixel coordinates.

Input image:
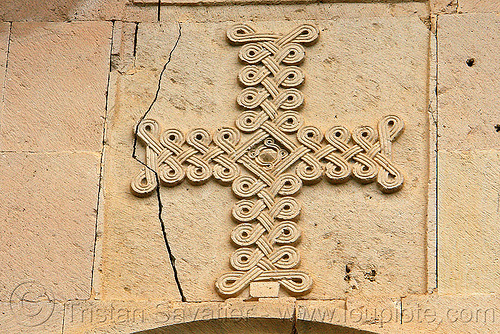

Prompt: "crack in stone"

[157,0,161,21]
[133,22,139,60]
[132,22,186,302]
[89,20,116,299]
[1,22,12,131]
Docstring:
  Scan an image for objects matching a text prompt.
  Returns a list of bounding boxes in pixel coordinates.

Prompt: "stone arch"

[134,317,377,334]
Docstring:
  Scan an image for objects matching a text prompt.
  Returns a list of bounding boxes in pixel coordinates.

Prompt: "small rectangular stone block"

[0,21,112,152]
[438,149,500,294]
[0,301,64,334]
[438,13,500,151]
[0,152,100,301]
[250,282,280,298]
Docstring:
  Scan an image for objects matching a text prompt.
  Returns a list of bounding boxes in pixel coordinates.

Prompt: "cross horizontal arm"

[131,115,404,197]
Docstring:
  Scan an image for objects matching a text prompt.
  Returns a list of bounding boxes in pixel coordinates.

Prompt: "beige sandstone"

[63,298,295,333]
[105,16,430,303]
[401,294,500,333]
[458,0,500,13]
[0,0,156,23]
[0,22,9,118]
[438,13,500,151]
[0,21,112,152]
[160,2,428,23]
[430,0,457,13]
[100,140,183,301]
[0,301,64,334]
[438,150,500,294]
[70,0,130,21]
[58,296,500,333]
[436,13,500,297]
[99,21,182,301]
[249,282,280,298]
[0,152,100,301]
[2,0,500,333]
[0,0,82,22]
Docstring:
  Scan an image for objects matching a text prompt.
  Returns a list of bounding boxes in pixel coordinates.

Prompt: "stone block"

[0,22,112,152]
[63,299,294,333]
[159,2,428,23]
[438,13,500,151]
[106,16,430,302]
[100,143,183,301]
[70,0,130,21]
[0,152,100,302]
[430,0,458,14]
[401,294,500,333]
[438,150,500,294]
[0,0,152,22]
[0,0,81,22]
[458,0,500,13]
[0,300,64,334]
[296,298,401,333]
[250,282,280,298]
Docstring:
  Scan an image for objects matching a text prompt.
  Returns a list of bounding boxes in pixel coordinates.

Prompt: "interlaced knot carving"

[131,23,405,298]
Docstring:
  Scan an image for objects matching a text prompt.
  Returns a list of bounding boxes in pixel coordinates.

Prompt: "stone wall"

[1,0,500,333]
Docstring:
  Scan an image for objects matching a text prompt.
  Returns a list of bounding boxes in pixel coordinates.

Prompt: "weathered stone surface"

[298,16,429,300]
[0,22,112,152]
[297,298,401,333]
[250,282,280,298]
[72,0,158,22]
[2,0,500,333]
[0,301,64,334]
[63,299,295,333]
[108,16,429,302]
[70,0,128,21]
[0,0,153,22]
[110,21,137,75]
[0,0,81,21]
[100,142,183,301]
[61,296,500,332]
[0,22,9,118]
[401,294,500,333]
[430,0,458,14]
[0,152,100,302]
[99,23,183,301]
[160,2,428,23]
[458,0,500,13]
[438,13,500,151]
[438,150,500,294]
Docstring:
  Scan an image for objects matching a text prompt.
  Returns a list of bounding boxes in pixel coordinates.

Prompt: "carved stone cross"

[131,23,405,298]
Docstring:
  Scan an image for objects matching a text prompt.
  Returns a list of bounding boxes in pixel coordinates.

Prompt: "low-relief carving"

[131,23,405,298]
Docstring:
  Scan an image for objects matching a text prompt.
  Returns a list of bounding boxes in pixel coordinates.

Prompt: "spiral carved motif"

[131,23,406,298]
